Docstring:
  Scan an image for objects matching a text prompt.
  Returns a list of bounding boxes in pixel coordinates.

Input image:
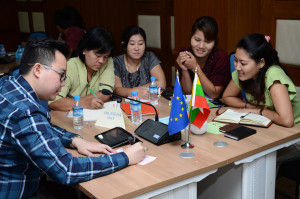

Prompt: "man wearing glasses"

[0,38,145,198]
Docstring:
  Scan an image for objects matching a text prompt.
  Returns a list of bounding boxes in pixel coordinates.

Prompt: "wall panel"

[43,0,137,56]
[261,0,300,86]
[174,0,261,54]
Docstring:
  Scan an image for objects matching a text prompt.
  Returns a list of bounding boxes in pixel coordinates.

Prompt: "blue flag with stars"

[168,77,189,135]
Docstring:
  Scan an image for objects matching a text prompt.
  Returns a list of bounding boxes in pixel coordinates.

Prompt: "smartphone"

[161,89,172,101]
[95,127,142,148]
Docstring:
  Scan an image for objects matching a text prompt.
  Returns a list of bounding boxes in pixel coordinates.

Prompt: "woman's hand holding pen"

[82,95,104,109]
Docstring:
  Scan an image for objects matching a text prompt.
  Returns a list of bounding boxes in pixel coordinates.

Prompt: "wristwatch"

[70,135,83,148]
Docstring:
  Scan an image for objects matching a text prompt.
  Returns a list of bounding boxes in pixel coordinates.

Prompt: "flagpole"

[178,69,195,158]
[181,104,194,149]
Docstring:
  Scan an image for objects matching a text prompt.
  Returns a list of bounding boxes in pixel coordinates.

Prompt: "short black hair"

[53,6,84,29]
[77,26,115,63]
[19,38,69,75]
[121,25,147,53]
[191,16,219,48]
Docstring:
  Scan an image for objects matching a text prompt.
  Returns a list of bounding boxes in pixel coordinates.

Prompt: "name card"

[95,107,125,129]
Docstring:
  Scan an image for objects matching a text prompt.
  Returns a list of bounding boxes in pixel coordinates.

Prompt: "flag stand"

[180,106,195,158]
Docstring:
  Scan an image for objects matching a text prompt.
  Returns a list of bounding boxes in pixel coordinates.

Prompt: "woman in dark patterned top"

[113,26,166,99]
[176,16,230,99]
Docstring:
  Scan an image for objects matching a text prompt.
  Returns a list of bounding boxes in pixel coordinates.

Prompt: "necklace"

[124,55,141,73]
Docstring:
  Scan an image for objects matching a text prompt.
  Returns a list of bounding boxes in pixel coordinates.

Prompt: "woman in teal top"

[222,33,300,127]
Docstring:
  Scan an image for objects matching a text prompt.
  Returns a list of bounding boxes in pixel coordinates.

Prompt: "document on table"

[67,101,120,121]
[117,148,157,165]
[94,107,125,129]
[206,122,227,134]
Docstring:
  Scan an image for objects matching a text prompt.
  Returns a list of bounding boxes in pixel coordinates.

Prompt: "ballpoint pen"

[89,88,98,99]
[240,112,251,119]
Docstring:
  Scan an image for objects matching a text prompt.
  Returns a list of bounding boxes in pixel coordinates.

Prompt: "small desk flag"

[168,77,189,135]
[189,72,210,129]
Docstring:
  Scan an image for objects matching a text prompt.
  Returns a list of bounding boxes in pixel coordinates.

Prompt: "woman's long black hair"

[237,33,288,104]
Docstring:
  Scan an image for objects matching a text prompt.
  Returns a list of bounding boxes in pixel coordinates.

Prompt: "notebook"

[213,109,272,127]
[120,102,158,116]
[224,126,256,141]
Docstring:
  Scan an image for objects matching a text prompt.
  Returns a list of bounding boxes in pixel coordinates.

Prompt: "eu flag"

[168,77,189,135]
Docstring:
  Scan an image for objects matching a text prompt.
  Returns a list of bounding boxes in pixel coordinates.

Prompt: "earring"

[83,52,85,55]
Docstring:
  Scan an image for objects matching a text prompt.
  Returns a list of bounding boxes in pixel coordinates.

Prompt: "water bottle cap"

[18,45,21,48]
[151,76,156,81]
[74,96,80,101]
[131,91,138,96]
[0,44,3,47]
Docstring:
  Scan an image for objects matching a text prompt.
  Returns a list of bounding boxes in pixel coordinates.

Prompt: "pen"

[240,112,250,119]
[89,88,98,99]
[160,88,164,95]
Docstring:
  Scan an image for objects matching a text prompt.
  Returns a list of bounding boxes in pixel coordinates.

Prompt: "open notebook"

[213,109,272,127]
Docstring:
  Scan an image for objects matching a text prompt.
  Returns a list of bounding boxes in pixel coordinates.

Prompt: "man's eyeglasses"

[41,64,66,82]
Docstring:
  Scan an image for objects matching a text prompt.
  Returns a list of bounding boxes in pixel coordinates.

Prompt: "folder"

[120,102,158,116]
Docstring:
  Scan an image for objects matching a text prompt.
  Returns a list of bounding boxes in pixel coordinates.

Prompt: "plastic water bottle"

[0,44,6,57]
[149,76,159,105]
[73,96,84,130]
[130,91,142,125]
[16,45,23,65]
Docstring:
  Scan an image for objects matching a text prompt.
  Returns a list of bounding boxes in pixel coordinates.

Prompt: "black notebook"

[224,126,256,141]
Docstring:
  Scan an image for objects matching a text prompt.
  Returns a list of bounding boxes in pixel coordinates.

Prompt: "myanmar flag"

[189,73,210,129]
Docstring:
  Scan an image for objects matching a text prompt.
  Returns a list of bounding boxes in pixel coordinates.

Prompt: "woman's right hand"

[82,96,104,109]
[176,51,189,71]
[136,87,149,100]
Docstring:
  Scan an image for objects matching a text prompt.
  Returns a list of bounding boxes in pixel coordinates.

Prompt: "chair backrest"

[229,53,248,102]
[29,32,47,39]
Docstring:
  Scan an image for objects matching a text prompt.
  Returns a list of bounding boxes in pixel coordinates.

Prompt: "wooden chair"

[229,52,248,102]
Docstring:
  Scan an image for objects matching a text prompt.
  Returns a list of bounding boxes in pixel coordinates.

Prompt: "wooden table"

[0,61,16,74]
[50,98,300,199]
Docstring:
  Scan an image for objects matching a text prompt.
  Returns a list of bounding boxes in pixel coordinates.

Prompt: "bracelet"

[244,102,248,109]
[70,135,82,148]
[259,107,264,115]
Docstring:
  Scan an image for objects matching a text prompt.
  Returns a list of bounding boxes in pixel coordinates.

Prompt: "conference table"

[50,98,300,199]
[0,61,16,74]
